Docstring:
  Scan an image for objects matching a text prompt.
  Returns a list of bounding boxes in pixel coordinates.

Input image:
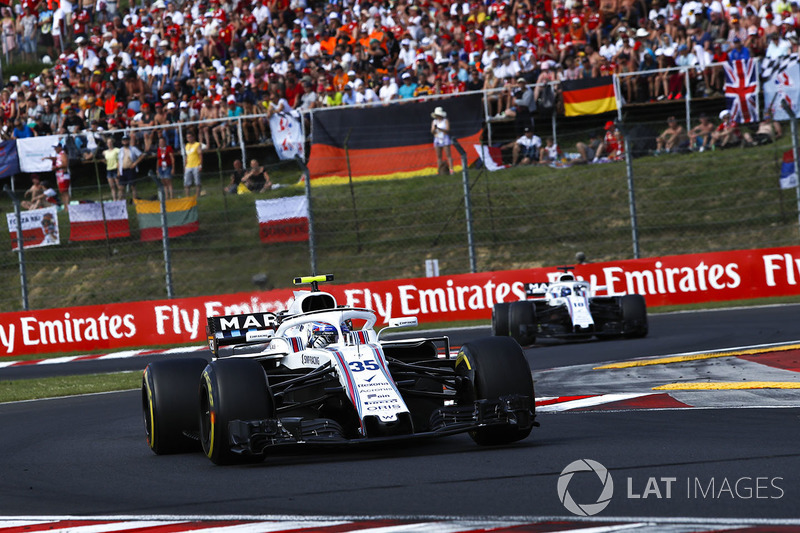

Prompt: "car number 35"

[349,360,380,372]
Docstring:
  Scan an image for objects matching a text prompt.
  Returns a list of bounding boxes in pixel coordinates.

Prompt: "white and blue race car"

[143,275,536,464]
[492,266,648,346]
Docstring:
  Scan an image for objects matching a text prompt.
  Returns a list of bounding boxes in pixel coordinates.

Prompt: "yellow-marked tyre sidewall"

[141,358,207,455]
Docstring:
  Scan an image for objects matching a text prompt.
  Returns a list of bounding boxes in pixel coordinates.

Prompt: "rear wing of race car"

[206,312,280,356]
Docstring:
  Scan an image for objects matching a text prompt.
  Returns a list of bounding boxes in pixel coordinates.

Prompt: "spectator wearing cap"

[711,109,745,149]
[398,72,418,99]
[501,126,542,166]
[728,35,751,60]
[430,106,453,174]
[595,120,624,161]
[379,76,398,102]
[752,111,783,145]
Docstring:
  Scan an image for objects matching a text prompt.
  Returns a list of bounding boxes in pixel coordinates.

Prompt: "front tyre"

[199,359,274,465]
[455,336,535,445]
[142,358,208,455]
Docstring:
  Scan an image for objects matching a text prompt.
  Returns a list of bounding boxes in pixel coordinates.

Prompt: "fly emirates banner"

[3,245,800,357]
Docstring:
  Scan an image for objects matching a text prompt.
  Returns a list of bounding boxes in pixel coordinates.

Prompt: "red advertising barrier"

[3,245,800,357]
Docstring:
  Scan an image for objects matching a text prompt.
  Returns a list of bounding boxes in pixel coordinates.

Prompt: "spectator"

[752,112,783,145]
[225,159,246,195]
[118,135,145,201]
[156,136,175,200]
[501,77,536,136]
[539,137,561,165]
[688,113,716,152]
[430,106,453,175]
[12,119,36,139]
[398,72,418,99]
[711,109,748,149]
[45,143,71,209]
[655,116,689,154]
[574,131,604,164]
[22,175,46,210]
[183,132,203,199]
[728,36,751,60]
[241,159,273,193]
[595,121,625,161]
[102,137,121,201]
[501,127,542,166]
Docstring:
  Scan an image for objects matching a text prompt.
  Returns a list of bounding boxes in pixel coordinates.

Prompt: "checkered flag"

[760,53,799,80]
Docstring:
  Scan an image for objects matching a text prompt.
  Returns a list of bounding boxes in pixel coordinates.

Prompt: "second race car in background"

[492,266,648,346]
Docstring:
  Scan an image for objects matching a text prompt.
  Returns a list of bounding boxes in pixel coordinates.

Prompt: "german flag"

[134,196,199,242]
[562,77,617,117]
[308,94,484,184]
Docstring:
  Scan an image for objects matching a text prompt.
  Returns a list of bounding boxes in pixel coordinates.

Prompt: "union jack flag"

[724,59,758,123]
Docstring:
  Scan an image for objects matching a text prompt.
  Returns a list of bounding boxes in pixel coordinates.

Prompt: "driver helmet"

[560,286,572,297]
[309,321,338,348]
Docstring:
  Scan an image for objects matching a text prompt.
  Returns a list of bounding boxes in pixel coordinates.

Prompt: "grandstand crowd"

[0,0,798,149]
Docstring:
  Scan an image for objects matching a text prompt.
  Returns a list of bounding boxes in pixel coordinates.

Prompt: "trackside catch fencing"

[1,67,799,312]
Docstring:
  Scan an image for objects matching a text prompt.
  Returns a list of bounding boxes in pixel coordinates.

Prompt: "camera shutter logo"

[557,459,614,516]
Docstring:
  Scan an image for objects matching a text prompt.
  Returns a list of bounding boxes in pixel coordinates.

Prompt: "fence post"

[150,175,175,299]
[237,117,247,168]
[452,139,477,273]
[621,125,640,259]
[295,155,317,275]
[3,184,28,310]
[684,67,692,134]
[483,91,493,147]
[780,101,800,236]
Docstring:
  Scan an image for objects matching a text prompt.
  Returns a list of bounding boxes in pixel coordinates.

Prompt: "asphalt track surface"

[1,305,800,521]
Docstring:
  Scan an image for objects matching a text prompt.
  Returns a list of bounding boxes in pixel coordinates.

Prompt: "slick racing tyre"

[455,336,535,446]
[199,359,274,465]
[492,302,510,337]
[620,294,648,338]
[508,301,536,346]
[142,358,208,455]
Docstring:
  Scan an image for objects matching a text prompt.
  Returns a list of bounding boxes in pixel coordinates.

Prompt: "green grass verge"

[0,371,140,403]
[1,138,797,312]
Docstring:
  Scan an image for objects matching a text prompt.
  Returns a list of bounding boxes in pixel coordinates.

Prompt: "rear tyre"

[199,359,274,465]
[508,301,536,346]
[621,294,648,338]
[455,336,535,446]
[142,358,208,455]
[492,302,510,337]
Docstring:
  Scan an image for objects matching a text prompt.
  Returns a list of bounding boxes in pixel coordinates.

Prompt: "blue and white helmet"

[309,321,338,348]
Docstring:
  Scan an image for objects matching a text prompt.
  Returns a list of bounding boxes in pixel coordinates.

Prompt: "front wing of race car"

[227,395,535,455]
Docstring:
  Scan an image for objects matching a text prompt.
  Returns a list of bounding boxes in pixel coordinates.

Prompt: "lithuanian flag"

[134,196,199,241]
[562,77,617,117]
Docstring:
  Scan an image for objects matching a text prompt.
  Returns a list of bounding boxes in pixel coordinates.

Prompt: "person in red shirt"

[596,121,625,161]
[155,136,175,199]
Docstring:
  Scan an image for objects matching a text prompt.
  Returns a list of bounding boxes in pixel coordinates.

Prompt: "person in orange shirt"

[331,64,349,92]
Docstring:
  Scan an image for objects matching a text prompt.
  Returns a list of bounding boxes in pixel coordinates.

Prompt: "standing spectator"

[48,143,71,209]
[502,77,536,136]
[103,137,121,201]
[156,136,175,200]
[655,116,689,154]
[430,106,453,175]
[118,135,145,201]
[183,132,203,199]
[502,127,542,166]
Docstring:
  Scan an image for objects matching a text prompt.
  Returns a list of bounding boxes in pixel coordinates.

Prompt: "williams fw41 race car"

[143,275,536,464]
[492,266,648,346]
